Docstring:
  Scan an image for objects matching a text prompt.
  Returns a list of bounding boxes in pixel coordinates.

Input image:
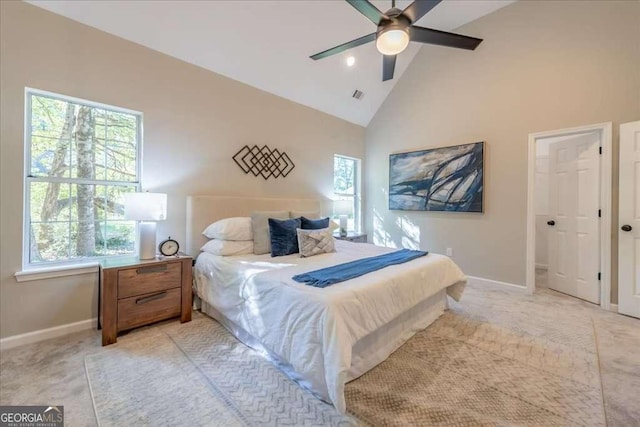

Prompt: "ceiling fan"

[310,0,483,81]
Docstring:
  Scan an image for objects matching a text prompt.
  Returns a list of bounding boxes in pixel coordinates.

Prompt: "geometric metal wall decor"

[232,144,295,180]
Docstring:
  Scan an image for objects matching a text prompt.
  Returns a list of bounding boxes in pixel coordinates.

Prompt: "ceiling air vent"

[352,89,364,100]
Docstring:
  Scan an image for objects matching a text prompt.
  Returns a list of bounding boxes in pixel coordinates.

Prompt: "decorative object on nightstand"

[99,255,192,346]
[158,237,180,256]
[333,200,353,237]
[124,192,167,260]
[334,231,367,243]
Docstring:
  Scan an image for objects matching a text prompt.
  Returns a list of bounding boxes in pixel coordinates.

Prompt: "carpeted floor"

[1,281,638,426]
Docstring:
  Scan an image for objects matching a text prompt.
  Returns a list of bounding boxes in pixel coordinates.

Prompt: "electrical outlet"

[446,248,453,257]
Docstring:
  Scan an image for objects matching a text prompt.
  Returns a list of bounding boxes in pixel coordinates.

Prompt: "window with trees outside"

[24,89,141,268]
[333,155,360,232]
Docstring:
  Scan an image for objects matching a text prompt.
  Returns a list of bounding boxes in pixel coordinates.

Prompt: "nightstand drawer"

[117,288,182,331]
[117,262,181,299]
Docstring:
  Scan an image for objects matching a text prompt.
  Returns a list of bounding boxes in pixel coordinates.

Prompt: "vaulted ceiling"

[28,0,514,126]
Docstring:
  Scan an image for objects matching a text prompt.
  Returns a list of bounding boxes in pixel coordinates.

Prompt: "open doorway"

[526,123,612,309]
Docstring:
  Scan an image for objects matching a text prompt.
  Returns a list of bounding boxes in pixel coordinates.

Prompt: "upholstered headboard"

[186,195,322,256]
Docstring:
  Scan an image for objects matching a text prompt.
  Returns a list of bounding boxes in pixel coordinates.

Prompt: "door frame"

[526,122,612,309]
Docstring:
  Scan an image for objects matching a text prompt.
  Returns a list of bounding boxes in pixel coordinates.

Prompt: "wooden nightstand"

[99,255,192,346]
[334,232,368,243]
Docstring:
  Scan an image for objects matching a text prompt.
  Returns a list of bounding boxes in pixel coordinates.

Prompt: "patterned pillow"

[296,228,335,258]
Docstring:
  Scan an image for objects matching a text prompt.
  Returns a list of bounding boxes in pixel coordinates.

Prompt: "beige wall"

[365,0,640,299]
[0,1,365,339]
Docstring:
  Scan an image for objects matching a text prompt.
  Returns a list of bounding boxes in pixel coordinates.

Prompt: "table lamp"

[124,192,167,259]
[333,200,353,237]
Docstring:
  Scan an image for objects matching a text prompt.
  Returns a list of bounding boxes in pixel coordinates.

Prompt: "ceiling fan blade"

[382,55,397,81]
[410,26,482,50]
[402,0,441,24]
[346,0,386,25]
[310,33,376,60]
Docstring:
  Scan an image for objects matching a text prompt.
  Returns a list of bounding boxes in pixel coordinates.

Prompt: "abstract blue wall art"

[389,142,484,212]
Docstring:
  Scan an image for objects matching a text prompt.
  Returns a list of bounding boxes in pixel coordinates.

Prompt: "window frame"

[22,88,143,270]
[333,154,362,232]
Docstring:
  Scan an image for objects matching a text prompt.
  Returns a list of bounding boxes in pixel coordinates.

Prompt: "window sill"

[15,262,100,282]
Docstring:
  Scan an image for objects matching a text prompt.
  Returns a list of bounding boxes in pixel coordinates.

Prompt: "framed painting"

[389,142,484,212]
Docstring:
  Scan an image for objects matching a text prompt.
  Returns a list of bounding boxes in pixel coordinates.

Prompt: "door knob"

[621,225,633,232]
[547,220,556,226]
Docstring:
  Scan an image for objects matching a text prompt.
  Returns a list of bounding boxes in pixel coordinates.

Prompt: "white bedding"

[194,240,466,413]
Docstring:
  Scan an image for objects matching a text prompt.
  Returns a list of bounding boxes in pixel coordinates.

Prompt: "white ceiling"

[28,0,514,126]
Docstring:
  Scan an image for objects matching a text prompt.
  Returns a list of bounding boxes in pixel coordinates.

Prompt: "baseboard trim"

[609,303,618,313]
[0,318,97,351]
[0,275,528,350]
[466,275,528,293]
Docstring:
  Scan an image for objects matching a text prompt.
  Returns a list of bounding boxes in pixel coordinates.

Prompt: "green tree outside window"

[26,91,141,266]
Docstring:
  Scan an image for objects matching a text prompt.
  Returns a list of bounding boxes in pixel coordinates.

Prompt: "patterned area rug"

[346,314,603,425]
[85,330,248,426]
[85,283,606,426]
[86,321,355,426]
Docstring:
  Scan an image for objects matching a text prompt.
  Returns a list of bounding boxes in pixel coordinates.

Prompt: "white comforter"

[194,240,466,413]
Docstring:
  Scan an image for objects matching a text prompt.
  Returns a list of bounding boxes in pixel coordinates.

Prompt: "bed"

[187,196,466,413]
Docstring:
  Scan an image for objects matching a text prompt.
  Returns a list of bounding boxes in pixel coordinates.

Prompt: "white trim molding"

[466,275,527,292]
[0,318,97,351]
[526,122,612,309]
[22,87,143,272]
[15,263,99,282]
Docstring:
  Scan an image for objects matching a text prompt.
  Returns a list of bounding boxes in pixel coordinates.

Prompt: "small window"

[333,154,361,232]
[24,89,142,268]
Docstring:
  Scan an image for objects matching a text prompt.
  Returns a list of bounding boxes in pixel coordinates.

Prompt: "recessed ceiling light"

[346,56,356,67]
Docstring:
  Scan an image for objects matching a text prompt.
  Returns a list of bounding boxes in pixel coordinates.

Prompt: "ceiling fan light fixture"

[375,27,410,56]
[309,0,484,82]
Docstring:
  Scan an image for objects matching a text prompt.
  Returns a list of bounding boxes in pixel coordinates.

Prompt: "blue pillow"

[268,217,302,257]
[301,216,330,230]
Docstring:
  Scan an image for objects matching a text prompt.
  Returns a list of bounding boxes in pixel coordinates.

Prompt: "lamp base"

[339,215,348,237]
[139,222,157,260]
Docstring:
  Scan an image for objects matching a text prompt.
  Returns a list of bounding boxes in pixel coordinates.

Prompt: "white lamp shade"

[124,192,167,221]
[334,200,353,216]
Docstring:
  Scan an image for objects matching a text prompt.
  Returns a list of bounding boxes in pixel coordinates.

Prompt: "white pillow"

[202,217,252,241]
[200,239,254,256]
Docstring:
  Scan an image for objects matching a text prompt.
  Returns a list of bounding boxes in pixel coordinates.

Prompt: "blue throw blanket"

[292,249,428,288]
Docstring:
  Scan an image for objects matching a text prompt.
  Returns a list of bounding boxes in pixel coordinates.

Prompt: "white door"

[547,132,601,303]
[618,121,640,318]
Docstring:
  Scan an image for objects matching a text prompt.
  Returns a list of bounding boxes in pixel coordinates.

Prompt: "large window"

[24,89,141,268]
[333,154,361,231]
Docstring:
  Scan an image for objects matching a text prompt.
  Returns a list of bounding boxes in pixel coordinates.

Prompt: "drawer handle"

[136,265,168,275]
[136,292,167,305]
